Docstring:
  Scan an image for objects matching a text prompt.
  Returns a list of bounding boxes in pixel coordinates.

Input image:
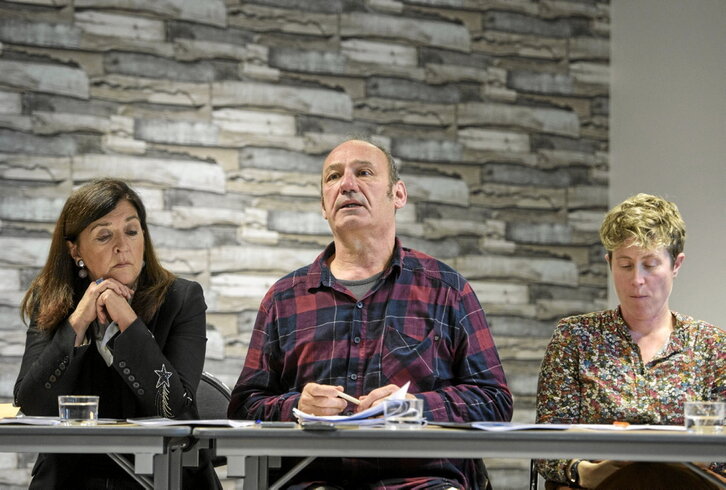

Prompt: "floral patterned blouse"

[535,308,725,484]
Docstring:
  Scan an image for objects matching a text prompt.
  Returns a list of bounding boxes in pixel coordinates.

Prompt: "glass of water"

[684,401,725,434]
[383,398,425,429]
[58,395,99,426]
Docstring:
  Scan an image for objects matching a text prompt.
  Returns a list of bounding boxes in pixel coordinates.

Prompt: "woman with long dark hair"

[15,178,220,489]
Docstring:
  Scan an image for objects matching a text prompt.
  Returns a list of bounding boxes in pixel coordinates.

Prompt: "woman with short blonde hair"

[536,193,724,489]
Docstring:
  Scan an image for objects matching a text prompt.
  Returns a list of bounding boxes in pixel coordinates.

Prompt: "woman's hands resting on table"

[67,278,135,346]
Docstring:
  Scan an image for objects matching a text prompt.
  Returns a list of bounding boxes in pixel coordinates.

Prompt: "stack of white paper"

[293,382,410,426]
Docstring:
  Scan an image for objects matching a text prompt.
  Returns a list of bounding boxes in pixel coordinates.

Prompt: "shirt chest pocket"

[381,317,440,383]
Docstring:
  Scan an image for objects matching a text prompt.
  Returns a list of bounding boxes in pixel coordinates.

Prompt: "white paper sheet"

[471,422,572,431]
[0,416,61,426]
[0,417,122,426]
[292,382,410,424]
[469,422,687,432]
[574,423,686,431]
[126,417,255,428]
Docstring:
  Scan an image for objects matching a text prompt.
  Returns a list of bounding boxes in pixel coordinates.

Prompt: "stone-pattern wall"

[0,0,610,487]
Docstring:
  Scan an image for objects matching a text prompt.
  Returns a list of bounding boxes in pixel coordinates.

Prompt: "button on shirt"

[229,239,512,489]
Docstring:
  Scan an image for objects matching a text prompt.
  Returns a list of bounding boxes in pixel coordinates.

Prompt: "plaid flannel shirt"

[229,239,512,489]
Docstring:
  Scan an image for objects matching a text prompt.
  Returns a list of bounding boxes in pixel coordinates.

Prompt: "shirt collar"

[306,237,404,291]
[614,307,686,358]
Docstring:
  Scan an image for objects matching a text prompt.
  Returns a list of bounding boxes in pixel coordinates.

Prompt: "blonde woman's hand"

[578,460,631,488]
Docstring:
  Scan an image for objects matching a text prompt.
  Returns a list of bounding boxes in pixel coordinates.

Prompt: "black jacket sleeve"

[14,319,92,414]
[111,278,208,418]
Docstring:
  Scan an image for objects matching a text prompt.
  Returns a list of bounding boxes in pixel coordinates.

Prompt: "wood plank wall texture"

[0,0,610,487]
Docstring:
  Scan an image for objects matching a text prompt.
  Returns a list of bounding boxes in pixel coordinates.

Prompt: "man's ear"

[321,199,328,220]
[393,180,408,210]
[604,253,611,269]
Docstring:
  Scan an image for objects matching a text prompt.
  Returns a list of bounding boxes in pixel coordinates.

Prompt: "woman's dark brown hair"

[21,178,175,331]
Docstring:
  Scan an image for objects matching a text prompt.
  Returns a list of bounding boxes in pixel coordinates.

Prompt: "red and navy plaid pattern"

[229,239,513,489]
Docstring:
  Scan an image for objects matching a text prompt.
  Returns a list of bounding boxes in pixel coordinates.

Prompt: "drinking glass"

[58,395,99,426]
[383,398,425,429]
[684,401,725,434]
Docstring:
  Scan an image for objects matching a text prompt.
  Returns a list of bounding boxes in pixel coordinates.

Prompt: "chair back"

[195,372,232,468]
[196,371,231,420]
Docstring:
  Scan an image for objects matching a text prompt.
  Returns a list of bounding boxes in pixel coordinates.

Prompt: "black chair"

[196,371,232,467]
[196,371,231,419]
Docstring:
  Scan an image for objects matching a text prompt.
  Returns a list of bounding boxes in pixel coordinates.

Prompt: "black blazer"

[15,278,220,489]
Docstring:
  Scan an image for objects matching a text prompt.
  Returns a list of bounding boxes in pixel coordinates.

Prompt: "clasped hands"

[68,278,137,346]
[299,382,415,416]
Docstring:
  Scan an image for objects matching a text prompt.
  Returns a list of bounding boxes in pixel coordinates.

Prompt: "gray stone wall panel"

[355,98,456,126]
[167,21,255,46]
[270,47,347,75]
[0,60,89,99]
[135,119,219,146]
[104,52,237,83]
[0,90,22,113]
[471,183,567,210]
[482,162,572,187]
[508,70,574,95]
[458,102,580,137]
[392,138,463,162]
[74,154,226,193]
[212,81,353,120]
[90,75,210,106]
[455,254,578,286]
[0,129,77,156]
[24,93,118,117]
[472,31,568,59]
[0,2,610,486]
[239,147,323,173]
[240,0,350,14]
[0,237,51,268]
[341,12,471,52]
[228,4,338,36]
[368,76,461,103]
[0,154,70,182]
[74,11,165,42]
[74,0,227,27]
[0,19,81,49]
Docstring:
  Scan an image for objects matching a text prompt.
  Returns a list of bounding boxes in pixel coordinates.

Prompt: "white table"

[0,424,192,490]
[193,425,726,489]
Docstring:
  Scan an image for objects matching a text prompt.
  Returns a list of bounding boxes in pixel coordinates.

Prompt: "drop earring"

[77,259,88,279]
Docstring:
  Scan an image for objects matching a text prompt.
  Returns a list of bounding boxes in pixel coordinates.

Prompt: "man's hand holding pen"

[299,383,348,416]
[300,382,415,416]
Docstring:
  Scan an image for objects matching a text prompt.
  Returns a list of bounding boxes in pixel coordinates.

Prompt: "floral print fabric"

[535,308,725,483]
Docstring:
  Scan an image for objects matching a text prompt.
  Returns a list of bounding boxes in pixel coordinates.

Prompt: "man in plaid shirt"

[228,139,513,489]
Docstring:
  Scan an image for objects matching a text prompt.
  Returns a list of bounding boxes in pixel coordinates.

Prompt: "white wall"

[611,0,726,326]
